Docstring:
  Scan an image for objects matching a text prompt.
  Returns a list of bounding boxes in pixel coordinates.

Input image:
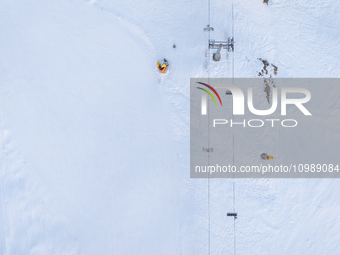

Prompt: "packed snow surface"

[0,0,340,254]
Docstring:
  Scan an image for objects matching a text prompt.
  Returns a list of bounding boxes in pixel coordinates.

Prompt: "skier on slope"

[157,59,169,73]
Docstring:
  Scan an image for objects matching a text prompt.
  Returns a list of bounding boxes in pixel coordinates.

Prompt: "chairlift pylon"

[209,38,234,52]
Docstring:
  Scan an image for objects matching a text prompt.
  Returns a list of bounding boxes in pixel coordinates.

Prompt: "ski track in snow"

[88,2,156,56]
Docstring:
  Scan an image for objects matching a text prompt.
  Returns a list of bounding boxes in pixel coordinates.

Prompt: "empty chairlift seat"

[227,213,237,218]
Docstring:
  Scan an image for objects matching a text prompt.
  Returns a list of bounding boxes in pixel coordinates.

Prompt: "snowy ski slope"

[0,0,340,254]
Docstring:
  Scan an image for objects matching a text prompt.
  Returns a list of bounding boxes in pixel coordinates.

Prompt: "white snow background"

[0,0,340,254]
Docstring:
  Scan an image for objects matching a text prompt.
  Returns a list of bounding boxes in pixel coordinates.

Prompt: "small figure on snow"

[261,153,274,160]
[157,59,169,73]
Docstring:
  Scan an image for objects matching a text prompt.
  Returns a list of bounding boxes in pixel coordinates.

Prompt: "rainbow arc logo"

[196,82,222,106]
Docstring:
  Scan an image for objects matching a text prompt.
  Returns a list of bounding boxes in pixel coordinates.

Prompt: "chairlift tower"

[203,25,234,61]
[209,38,234,62]
[209,38,234,52]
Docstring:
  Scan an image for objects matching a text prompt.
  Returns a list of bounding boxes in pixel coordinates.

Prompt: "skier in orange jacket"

[157,59,169,73]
